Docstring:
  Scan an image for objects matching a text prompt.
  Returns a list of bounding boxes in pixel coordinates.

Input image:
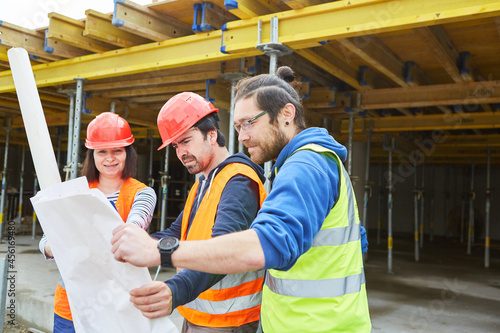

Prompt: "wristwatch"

[158,236,179,267]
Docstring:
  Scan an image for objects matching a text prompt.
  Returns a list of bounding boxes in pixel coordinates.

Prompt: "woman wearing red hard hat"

[40,112,157,332]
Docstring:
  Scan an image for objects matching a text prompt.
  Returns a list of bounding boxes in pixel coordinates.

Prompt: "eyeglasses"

[233,110,268,133]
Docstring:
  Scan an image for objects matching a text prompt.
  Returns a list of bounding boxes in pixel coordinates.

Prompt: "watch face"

[159,237,178,249]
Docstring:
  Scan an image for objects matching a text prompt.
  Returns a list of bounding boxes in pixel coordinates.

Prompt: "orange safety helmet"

[85,112,134,149]
[157,92,218,150]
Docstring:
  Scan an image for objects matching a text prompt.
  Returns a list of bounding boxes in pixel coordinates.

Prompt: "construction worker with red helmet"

[115,92,267,332]
[40,112,157,333]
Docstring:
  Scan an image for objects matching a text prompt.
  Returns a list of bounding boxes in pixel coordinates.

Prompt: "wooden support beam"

[100,82,207,99]
[283,0,328,10]
[84,71,221,92]
[84,10,152,48]
[361,81,500,110]
[83,95,157,127]
[0,21,63,61]
[46,13,116,53]
[303,86,337,109]
[113,0,192,41]
[0,46,9,63]
[340,111,500,133]
[221,0,500,52]
[495,16,500,37]
[44,31,92,58]
[337,36,407,87]
[225,0,281,19]
[413,25,463,83]
[295,48,363,90]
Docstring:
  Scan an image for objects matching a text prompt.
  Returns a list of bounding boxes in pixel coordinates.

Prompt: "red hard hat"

[157,92,218,150]
[85,112,134,149]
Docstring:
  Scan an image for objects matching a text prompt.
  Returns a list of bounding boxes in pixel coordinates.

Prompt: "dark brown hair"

[234,66,306,130]
[193,112,226,147]
[81,145,138,182]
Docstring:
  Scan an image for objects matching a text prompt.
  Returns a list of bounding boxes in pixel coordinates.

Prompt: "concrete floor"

[1,232,499,332]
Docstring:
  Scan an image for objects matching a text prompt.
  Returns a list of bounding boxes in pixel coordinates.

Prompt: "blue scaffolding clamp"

[44,30,54,53]
[82,94,92,114]
[404,61,416,84]
[112,0,126,28]
[205,79,216,103]
[193,2,216,33]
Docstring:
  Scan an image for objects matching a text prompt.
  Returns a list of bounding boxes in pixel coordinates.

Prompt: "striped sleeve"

[126,186,157,230]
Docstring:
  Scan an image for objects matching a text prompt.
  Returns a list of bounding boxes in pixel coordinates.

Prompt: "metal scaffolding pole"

[70,79,85,180]
[229,79,237,155]
[32,175,38,239]
[0,119,11,241]
[160,146,170,231]
[17,145,26,227]
[460,167,467,243]
[485,147,491,268]
[377,162,383,245]
[467,159,475,255]
[430,165,435,242]
[384,137,395,274]
[444,166,451,238]
[222,61,247,155]
[56,128,63,173]
[362,122,372,261]
[257,16,292,193]
[63,91,75,180]
[413,154,419,262]
[419,157,425,248]
[148,130,155,188]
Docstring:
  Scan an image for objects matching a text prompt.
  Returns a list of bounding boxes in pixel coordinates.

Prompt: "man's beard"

[249,125,288,165]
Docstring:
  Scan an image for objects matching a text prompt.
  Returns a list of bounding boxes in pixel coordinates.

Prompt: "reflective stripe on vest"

[177,163,266,328]
[54,177,146,321]
[261,143,371,333]
[265,270,365,298]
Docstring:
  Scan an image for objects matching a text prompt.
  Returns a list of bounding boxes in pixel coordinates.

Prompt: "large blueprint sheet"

[31,177,178,333]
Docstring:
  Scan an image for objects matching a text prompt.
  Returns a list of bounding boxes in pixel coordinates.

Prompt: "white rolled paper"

[8,48,61,190]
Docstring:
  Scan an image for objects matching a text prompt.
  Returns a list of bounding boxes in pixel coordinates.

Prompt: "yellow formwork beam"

[84,10,152,48]
[226,0,281,19]
[340,111,500,133]
[46,12,116,53]
[0,31,252,93]
[221,0,500,52]
[0,46,9,62]
[0,21,62,62]
[1,0,500,93]
[113,0,192,41]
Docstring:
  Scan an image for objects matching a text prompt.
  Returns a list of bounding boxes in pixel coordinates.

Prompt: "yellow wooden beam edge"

[84,9,152,48]
[0,21,63,61]
[46,12,116,53]
[340,111,500,133]
[101,82,208,99]
[226,0,281,19]
[0,31,257,93]
[221,0,500,53]
[113,0,192,41]
[85,71,221,91]
[0,46,9,62]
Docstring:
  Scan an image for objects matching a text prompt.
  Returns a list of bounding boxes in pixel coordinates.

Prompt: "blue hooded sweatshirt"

[251,127,348,271]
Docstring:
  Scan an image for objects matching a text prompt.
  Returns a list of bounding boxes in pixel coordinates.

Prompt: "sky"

[2,0,152,30]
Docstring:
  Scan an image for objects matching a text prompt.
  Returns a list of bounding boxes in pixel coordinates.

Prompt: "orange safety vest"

[177,163,266,328]
[54,178,147,321]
